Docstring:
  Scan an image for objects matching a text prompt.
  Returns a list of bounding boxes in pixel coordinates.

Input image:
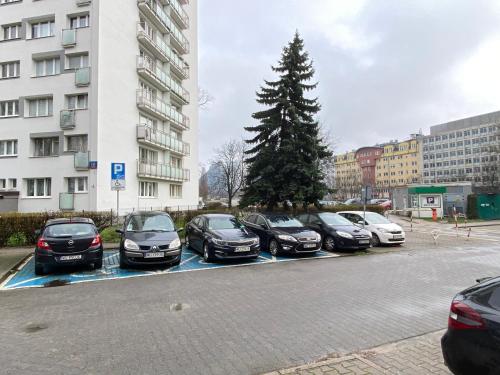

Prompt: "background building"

[422,111,499,192]
[0,0,199,213]
[333,151,362,199]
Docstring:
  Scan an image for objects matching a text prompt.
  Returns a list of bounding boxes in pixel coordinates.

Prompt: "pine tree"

[241,32,331,209]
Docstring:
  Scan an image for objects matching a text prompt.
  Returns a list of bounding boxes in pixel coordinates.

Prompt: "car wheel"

[323,236,336,252]
[119,255,127,269]
[203,242,214,263]
[94,257,103,270]
[371,233,381,247]
[269,239,279,256]
[34,263,45,276]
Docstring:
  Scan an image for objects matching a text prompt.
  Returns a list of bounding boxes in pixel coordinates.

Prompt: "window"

[0,100,18,117]
[170,184,182,198]
[67,177,88,193]
[26,178,51,197]
[70,15,89,29]
[139,181,157,197]
[33,137,59,157]
[27,97,53,117]
[0,61,19,79]
[3,24,21,40]
[67,94,88,110]
[66,135,88,152]
[8,178,17,189]
[0,140,17,156]
[30,20,55,39]
[1,0,22,4]
[34,57,60,77]
[139,147,157,163]
[67,54,89,69]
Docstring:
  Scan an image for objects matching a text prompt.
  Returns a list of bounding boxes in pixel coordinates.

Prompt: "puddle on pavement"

[170,303,189,312]
[24,323,48,333]
[43,279,70,288]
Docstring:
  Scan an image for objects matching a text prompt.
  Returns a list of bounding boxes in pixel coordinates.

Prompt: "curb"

[0,253,32,285]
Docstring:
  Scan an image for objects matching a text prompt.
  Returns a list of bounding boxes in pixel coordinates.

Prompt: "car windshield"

[318,213,353,226]
[365,212,391,224]
[268,216,304,228]
[45,223,95,238]
[126,214,175,232]
[208,216,242,230]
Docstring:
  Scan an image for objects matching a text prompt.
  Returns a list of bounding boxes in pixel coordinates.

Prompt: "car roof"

[200,213,235,218]
[259,212,293,218]
[45,217,95,226]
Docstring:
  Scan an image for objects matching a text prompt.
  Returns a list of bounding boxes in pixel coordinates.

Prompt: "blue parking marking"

[1,247,339,290]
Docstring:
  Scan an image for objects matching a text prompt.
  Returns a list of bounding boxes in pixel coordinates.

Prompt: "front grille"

[139,244,169,251]
[390,231,402,234]
[226,240,255,246]
[354,234,370,239]
[298,237,317,243]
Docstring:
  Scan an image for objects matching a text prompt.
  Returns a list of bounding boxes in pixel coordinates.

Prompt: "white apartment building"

[0,0,199,213]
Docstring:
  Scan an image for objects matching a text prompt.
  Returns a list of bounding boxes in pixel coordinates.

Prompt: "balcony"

[137,125,190,155]
[136,90,190,130]
[62,29,76,47]
[60,110,76,129]
[74,152,90,170]
[169,0,189,29]
[137,160,190,182]
[165,13,189,54]
[76,0,91,6]
[136,23,189,79]
[75,67,90,86]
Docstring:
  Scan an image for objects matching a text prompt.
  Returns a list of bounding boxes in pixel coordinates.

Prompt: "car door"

[189,217,203,252]
[254,215,272,244]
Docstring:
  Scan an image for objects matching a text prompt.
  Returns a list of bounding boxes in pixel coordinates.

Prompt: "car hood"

[273,227,316,237]
[372,223,402,232]
[327,224,367,235]
[210,229,257,241]
[125,231,179,244]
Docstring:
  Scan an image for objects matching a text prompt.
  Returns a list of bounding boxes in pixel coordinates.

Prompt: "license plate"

[393,235,403,239]
[144,252,164,258]
[359,240,370,244]
[235,246,250,252]
[303,243,317,248]
[60,255,82,261]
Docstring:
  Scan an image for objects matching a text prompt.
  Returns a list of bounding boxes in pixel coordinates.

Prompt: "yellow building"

[334,151,362,199]
[375,137,422,197]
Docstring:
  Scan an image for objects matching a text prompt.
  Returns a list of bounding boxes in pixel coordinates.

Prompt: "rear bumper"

[35,248,102,266]
[122,248,182,265]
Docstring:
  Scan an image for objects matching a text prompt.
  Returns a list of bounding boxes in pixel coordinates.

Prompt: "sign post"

[361,185,372,228]
[111,163,126,219]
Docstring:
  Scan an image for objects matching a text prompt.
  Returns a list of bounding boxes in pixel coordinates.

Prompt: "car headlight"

[337,231,354,239]
[124,239,140,250]
[170,238,181,249]
[212,238,227,246]
[252,237,260,245]
[314,232,321,241]
[277,234,298,242]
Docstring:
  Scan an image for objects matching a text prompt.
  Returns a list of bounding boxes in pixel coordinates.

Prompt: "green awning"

[408,186,446,194]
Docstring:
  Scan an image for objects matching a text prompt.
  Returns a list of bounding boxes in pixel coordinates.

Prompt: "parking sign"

[111,163,126,191]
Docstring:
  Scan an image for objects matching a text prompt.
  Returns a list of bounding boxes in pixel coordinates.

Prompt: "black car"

[185,214,260,262]
[34,218,103,275]
[296,212,372,251]
[441,276,500,375]
[116,211,182,268]
[242,213,322,256]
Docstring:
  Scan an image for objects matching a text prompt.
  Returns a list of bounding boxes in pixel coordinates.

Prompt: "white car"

[337,211,405,246]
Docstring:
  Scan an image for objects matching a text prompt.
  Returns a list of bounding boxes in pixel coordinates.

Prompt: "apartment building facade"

[422,111,499,189]
[0,0,199,213]
[333,151,362,199]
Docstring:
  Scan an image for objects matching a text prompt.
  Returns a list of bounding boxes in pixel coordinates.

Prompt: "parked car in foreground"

[296,212,372,251]
[117,211,182,268]
[337,211,405,246]
[34,218,103,275]
[441,276,500,375]
[185,214,260,262]
[242,213,321,256]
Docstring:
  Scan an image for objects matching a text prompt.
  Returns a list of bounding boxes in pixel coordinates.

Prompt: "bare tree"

[318,124,337,197]
[198,88,214,110]
[211,139,246,208]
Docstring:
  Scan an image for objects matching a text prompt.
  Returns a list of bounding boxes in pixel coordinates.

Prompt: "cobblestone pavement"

[1,231,499,374]
[265,330,450,375]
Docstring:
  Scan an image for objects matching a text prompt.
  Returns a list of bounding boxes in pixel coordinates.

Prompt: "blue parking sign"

[111,163,125,180]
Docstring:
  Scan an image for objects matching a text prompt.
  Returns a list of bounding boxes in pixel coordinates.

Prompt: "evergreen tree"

[241,32,331,209]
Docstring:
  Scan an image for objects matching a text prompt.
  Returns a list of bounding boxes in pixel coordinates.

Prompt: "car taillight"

[448,300,486,330]
[91,234,102,247]
[37,238,51,251]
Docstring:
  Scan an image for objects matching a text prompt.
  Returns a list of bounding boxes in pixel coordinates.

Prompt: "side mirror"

[176,227,184,233]
[115,229,124,234]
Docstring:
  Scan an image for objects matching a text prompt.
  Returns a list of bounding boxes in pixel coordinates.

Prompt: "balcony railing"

[137,125,190,155]
[60,110,76,129]
[62,29,76,47]
[168,0,189,29]
[136,89,190,130]
[75,67,90,86]
[74,152,90,170]
[136,23,189,79]
[137,160,190,181]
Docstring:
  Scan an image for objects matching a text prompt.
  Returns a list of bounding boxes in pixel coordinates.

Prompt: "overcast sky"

[198,0,500,162]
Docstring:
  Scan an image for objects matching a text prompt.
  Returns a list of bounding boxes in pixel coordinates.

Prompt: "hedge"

[0,211,112,248]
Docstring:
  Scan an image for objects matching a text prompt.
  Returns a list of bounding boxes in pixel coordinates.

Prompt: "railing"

[60,110,76,129]
[136,22,189,78]
[168,0,189,28]
[75,67,90,86]
[136,89,189,130]
[74,152,90,170]
[137,160,190,181]
[62,29,76,47]
[137,56,189,102]
[137,125,190,155]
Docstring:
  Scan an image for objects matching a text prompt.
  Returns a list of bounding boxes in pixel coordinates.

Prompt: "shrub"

[100,226,121,243]
[6,232,28,247]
